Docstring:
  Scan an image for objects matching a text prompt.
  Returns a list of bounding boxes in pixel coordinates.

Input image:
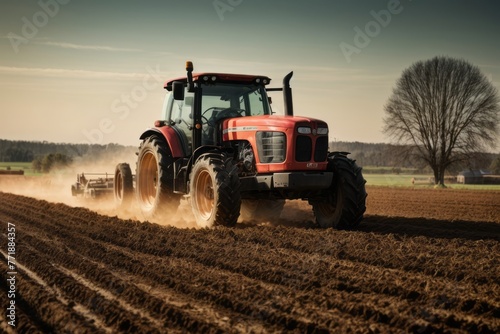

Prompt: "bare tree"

[384,56,500,186]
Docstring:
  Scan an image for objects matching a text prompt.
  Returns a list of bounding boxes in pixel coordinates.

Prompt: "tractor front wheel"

[190,153,241,228]
[312,153,367,229]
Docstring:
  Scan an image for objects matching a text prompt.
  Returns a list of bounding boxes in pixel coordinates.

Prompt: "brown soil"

[0,186,499,333]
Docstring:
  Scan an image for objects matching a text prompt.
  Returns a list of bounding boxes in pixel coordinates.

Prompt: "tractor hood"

[222,114,330,173]
[222,115,328,136]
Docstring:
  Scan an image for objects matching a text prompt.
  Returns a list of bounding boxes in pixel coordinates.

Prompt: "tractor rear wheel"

[312,153,366,229]
[190,153,241,228]
[240,199,285,222]
[136,136,180,218]
[114,163,133,207]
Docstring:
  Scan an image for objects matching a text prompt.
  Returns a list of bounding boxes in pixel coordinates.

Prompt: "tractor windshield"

[200,83,271,121]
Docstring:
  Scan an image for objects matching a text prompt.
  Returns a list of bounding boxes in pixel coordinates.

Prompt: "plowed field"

[0,186,499,333]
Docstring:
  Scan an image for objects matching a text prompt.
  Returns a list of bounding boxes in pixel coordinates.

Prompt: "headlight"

[317,127,328,135]
[202,75,217,82]
[297,127,311,134]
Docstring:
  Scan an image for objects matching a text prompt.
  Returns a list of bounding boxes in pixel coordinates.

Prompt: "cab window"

[161,91,173,120]
[201,84,270,118]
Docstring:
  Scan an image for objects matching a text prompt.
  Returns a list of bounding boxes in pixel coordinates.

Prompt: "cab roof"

[164,73,272,90]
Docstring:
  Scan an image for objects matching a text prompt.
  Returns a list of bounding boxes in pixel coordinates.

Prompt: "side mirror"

[173,81,185,101]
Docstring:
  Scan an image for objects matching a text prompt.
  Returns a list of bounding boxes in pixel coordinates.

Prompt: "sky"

[0,0,499,148]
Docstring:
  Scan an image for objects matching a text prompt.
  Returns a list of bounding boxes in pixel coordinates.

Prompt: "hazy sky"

[1,0,499,147]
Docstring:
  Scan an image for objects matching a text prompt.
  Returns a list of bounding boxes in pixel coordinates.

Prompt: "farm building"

[457,170,491,184]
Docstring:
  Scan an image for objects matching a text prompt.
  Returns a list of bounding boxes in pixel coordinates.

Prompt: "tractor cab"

[162,69,273,151]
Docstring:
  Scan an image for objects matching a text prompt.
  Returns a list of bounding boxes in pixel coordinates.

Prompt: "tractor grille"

[296,135,328,162]
[314,136,328,162]
[256,131,286,163]
[296,136,312,162]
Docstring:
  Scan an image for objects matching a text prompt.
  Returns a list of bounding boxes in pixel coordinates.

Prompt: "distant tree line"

[0,138,497,174]
[330,141,498,174]
[0,139,135,162]
[0,139,136,173]
[0,146,34,162]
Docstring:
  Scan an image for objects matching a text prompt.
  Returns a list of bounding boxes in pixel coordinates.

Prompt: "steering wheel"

[202,107,219,125]
[202,107,245,125]
[201,107,246,145]
[216,108,246,120]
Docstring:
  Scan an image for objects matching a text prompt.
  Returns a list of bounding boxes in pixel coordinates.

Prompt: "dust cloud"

[0,151,199,229]
[0,149,316,228]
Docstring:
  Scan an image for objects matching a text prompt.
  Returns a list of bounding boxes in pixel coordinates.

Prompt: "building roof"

[458,169,491,177]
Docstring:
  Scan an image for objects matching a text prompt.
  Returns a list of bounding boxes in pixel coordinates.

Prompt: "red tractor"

[114,62,366,228]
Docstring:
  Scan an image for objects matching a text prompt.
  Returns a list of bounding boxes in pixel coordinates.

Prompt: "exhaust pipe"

[283,71,293,116]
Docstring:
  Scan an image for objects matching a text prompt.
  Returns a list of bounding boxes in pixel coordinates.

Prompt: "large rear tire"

[190,153,241,228]
[136,136,180,218]
[240,199,285,222]
[312,153,366,229]
[114,163,134,208]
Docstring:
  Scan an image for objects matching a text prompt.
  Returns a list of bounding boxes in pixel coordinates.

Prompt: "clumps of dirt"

[365,186,500,223]
[1,191,499,333]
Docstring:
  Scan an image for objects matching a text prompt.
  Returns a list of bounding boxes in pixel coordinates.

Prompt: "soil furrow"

[0,189,499,333]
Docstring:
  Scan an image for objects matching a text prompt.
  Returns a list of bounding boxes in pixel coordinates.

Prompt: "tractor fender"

[185,145,234,180]
[139,127,186,158]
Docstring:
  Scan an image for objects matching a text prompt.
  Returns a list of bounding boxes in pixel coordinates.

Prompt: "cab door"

[171,91,194,154]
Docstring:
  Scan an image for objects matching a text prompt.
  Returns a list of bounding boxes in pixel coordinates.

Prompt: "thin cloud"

[479,64,500,70]
[37,41,142,52]
[0,66,139,79]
